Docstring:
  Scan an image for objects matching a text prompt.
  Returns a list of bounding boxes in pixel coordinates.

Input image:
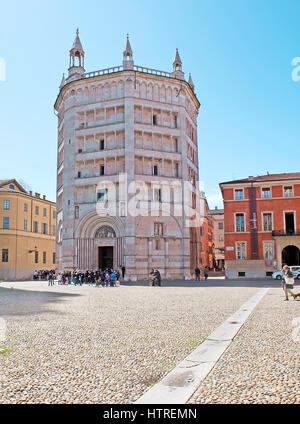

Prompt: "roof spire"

[171,48,184,80]
[68,28,85,79]
[59,73,66,89]
[123,34,134,70]
[188,73,195,91]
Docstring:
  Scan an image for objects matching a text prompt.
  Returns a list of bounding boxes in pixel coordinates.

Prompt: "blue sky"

[0,0,299,207]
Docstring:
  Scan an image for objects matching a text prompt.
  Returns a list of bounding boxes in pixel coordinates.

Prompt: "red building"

[220,172,300,278]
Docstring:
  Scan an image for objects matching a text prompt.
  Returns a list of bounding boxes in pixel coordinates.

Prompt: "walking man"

[195,267,201,281]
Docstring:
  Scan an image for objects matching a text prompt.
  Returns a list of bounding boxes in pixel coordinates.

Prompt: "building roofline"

[0,188,56,205]
[219,172,300,187]
[54,67,200,110]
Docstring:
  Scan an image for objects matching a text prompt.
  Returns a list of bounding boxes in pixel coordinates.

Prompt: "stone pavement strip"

[188,287,300,404]
[135,287,269,404]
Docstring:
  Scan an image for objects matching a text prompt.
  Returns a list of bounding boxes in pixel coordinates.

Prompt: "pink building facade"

[54,32,201,280]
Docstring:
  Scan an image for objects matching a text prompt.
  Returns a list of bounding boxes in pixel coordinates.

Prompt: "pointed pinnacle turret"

[173,48,182,66]
[68,28,85,78]
[188,73,195,91]
[123,34,134,70]
[71,28,84,53]
[59,73,66,89]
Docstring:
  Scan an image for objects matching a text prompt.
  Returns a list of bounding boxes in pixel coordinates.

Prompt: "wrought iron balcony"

[272,230,300,237]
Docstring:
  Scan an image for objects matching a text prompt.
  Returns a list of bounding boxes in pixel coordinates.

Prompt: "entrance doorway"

[282,245,300,266]
[98,246,114,270]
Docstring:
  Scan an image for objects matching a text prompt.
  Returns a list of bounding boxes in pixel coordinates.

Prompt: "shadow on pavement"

[0,287,81,317]
[121,278,299,289]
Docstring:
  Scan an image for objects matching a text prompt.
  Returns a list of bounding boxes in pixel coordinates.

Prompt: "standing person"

[121,265,126,279]
[195,267,201,281]
[48,271,54,287]
[204,266,209,281]
[281,265,295,301]
[154,269,161,286]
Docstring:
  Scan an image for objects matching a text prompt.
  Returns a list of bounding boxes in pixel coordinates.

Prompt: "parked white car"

[272,266,300,280]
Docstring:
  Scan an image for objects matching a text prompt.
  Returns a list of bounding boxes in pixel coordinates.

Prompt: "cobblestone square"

[0,279,299,404]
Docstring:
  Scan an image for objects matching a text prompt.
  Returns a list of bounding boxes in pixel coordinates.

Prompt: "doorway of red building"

[282,245,300,266]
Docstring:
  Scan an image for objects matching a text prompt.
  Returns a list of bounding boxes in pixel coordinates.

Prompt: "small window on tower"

[100,139,105,150]
[153,115,157,125]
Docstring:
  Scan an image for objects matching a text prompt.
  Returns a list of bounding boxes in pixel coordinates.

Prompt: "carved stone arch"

[166,86,172,103]
[75,210,125,239]
[147,82,153,100]
[95,225,116,239]
[104,82,110,100]
[153,83,159,101]
[57,220,63,245]
[111,81,117,99]
[117,80,124,97]
[140,81,146,98]
[160,84,166,102]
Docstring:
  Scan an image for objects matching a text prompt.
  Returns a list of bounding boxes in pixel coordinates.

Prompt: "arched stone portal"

[75,212,125,270]
[282,245,300,266]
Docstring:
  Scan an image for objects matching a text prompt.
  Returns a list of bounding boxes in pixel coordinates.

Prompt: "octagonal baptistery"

[54,31,201,280]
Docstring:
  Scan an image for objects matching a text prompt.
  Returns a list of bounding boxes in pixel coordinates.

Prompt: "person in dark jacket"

[195,267,201,281]
[204,266,209,280]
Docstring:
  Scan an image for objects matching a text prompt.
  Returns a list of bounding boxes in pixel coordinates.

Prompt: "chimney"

[43,195,46,200]
[29,191,32,196]
[35,193,40,198]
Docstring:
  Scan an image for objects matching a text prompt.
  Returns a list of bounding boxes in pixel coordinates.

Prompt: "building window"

[33,221,38,233]
[153,114,157,125]
[155,239,160,250]
[43,251,46,264]
[52,225,56,235]
[284,186,293,197]
[24,203,28,212]
[219,235,224,241]
[100,165,105,176]
[43,208,47,217]
[174,115,178,129]
[262,213,272,231]
[75,206,79,219]
[154,223,163,236]
[24,219,28,231]
[236,242,247,260]
[263,242,274,260]
[100,139,105,150]
[218,222,224,230]
[3,217,9,229]
[35,251,38,264]
[42,223,48,234]
[3,200,10,210]
[153,165,158,176]
[235,214,245,232]
[234,189,244,200]
[9,184,14,190]
[262,188,271,198]
[153,188,162,202]
[2,249,8,262]
[77,171,81,178]
[35,206,39,215]
[97,189,108,202]
[53,252,56,264]
[200,227,204,236]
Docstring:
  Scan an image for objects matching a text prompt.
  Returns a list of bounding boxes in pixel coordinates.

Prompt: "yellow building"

[0,179,56,280]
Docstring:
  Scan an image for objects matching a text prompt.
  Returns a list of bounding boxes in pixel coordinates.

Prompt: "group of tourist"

[33,270,55,280]
[56,269,121,287]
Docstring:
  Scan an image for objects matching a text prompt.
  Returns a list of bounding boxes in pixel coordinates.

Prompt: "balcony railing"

[272,230,300,236]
